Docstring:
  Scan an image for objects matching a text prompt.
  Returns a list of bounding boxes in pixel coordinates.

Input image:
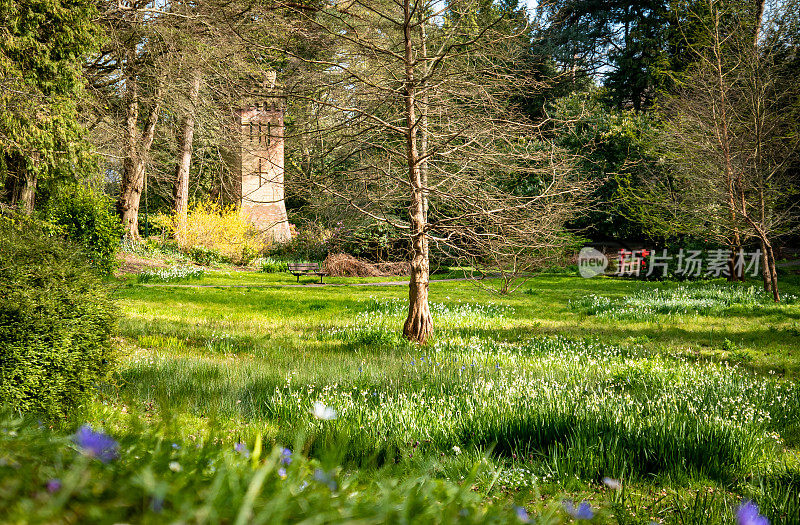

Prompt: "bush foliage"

[0,218,116,419]
[43,183,122,274]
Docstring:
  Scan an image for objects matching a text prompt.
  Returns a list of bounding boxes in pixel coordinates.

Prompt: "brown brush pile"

[323,253,410,277]
[375,261,411,276]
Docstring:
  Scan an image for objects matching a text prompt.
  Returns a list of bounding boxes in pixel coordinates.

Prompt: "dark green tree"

[0,0,99,213]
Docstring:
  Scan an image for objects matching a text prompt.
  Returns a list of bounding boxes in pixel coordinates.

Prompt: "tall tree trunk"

[117,54,162,241]
[173,69,201,241]
[711,9,744,283]
[402,0,432,344]
[419,19,429,257]
[753,0,765,47]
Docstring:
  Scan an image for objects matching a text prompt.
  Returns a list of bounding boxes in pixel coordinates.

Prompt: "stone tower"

[234,98,292,243]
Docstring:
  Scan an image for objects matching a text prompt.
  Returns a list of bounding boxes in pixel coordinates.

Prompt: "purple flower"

[514,506,530,523]
[281,448,292,465]
[73,425,118,463]
[737,501,769,525]
[278,467,287,478]
[564,500,594,520]
[46,479,62,493]
[234,442,250,458]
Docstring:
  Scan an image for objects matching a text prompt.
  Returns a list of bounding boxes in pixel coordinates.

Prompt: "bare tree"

[86,0,283,240]
[730,0,800,300]
[87,0,170,240]
[279,0,587,342]
[621,0,799,300]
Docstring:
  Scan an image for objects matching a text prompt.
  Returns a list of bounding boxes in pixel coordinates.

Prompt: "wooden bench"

[287,262,328,284]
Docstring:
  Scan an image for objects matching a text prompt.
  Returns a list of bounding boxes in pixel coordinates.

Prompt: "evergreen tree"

[0,0,99,212]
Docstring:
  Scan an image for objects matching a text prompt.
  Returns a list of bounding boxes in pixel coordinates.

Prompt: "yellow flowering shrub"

[155,200,264,265]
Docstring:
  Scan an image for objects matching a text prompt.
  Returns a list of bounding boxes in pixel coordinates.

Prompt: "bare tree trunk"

[402,0,432,344]
[118,51,142,240]
[173,68,201,241]
[117,55,161,241]
[419,19,429,235]
[750,223,781,302]
[18,172,37,215]
[710,8,745,283]
[759,238,771,292]
[753,0,765,47]
[766,242,780,302]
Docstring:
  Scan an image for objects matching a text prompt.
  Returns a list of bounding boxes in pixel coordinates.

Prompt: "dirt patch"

[116,253,169,275]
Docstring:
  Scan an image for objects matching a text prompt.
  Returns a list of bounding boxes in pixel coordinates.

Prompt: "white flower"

[312,401,337,420]
[169,461,182,472]
[602,477,621,490]
[452,446,461,455]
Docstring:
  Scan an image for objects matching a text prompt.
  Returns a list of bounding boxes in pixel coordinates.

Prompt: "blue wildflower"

[564,500,594,520]
[281,448,292,465]
[73,425,118,463]
[234,442,250,458]
[171,443,180,450]
[736,501,769,525]
[278,467,287,478]
[46,479,62,493]
[514,506,530,523]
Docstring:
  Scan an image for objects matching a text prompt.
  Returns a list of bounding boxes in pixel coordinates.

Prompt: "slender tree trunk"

[402,0,432,344]
[759,238,771,292]
[419,19,429,257]
[766,242,780,302]
[710,9,745,283]
[753,0,765,47]
[173,69,201,241]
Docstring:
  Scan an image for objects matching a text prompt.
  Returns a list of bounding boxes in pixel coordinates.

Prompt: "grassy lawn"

[56,272,799,522]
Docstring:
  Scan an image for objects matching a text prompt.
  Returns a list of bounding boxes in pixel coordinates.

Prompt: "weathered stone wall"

[235,101,291,243]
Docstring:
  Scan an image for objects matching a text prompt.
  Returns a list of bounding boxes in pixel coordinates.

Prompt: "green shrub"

[0,217,116,419]
[43,183,122,275]
[188,245,226,266]
[258,256,288,273]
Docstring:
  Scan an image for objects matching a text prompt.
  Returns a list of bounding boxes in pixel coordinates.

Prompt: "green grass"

[4,272,800,523]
